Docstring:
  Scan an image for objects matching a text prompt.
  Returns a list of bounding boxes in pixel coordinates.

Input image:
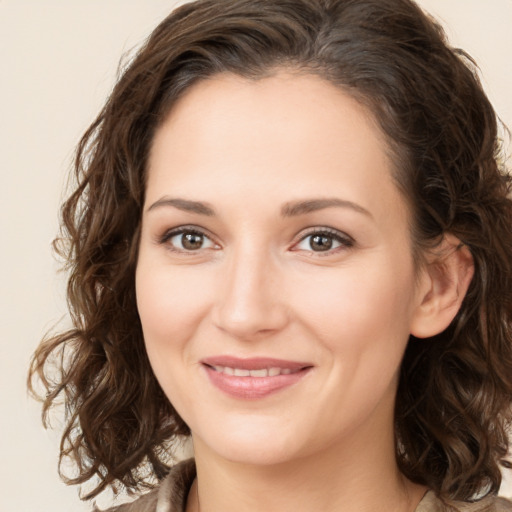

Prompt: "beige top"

[98,459,512,512]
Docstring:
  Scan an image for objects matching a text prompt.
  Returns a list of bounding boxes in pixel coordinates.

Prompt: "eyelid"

[158,225,220,252]
[291,227,355,255]
[155,224,353,256]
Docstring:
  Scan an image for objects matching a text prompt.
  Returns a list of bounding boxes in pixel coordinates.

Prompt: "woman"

[29,0,512,511]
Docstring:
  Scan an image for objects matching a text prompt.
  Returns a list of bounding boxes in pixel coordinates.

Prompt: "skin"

[136,71,470,512]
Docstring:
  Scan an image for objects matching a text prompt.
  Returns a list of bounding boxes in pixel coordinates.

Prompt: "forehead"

[146,71,405,223]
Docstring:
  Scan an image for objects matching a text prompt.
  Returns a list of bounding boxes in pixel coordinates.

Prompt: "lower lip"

[203,365,311,400]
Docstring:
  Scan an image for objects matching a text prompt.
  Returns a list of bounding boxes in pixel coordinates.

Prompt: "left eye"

[295,231,353,253]
[165,229,217,251]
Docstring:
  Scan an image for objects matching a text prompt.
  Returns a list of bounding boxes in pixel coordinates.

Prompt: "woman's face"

[136,72,427,465]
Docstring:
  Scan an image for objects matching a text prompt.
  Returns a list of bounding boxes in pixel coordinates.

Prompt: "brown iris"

[181,232,204,250]
[309,234,333,252]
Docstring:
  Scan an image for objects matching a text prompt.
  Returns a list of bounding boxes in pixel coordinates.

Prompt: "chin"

[192,415,310,466]
[208,440,299,467]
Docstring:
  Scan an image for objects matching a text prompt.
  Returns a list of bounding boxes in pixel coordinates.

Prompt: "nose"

[212,244,290,341]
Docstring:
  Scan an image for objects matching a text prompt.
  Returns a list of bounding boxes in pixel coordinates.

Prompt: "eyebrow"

[146,196,372,218]
[147,197,215,216]
[281,198,372,218]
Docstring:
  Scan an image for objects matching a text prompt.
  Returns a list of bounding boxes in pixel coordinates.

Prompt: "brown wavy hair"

[29,0,512,502]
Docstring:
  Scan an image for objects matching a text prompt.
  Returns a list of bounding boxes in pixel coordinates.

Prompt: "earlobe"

[410,235,474,339]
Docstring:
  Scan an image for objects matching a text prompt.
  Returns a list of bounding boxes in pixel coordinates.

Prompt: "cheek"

[291,259,416,340]
[286,253,418,402]
[135,263,213,416]
[135,263,213,355]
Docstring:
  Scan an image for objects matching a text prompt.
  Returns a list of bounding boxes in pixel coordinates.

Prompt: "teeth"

[250,369,268,377]
[211,365,299,377]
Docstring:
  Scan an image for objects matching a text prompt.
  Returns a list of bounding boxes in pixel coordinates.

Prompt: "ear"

[410,235,474,339]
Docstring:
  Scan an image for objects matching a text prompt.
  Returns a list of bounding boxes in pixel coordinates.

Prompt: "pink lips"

[201,356,313,400]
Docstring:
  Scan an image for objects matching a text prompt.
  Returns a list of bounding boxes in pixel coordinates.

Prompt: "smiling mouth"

[201,356,313,399]
[207,365,302,377]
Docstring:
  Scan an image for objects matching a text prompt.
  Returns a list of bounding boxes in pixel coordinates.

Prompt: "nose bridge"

[213,239,288,339]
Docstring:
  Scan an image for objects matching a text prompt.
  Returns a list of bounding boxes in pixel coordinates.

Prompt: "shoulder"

[417,491,512,512]
[93,490,158,512]
[94,459,196,512]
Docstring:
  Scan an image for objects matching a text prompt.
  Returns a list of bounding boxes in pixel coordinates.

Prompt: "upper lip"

[201,356,312,371]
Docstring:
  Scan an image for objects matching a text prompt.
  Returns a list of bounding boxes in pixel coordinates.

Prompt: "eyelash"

[158,226,218,254]
[158,226,354,256]
[293,227,355,256]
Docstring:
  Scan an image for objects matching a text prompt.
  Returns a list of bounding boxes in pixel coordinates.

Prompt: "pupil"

[311,234,332,251]
[182,233,203,250]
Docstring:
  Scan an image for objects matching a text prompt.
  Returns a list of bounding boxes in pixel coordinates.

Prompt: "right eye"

[160,227,218,253]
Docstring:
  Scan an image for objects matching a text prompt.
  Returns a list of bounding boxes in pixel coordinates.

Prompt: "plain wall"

[1,1,511,510]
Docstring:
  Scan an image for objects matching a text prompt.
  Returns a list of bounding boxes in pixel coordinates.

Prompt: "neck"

[187,411,426,512]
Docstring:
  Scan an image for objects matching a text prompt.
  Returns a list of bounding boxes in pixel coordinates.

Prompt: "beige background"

[1,1,511,510]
